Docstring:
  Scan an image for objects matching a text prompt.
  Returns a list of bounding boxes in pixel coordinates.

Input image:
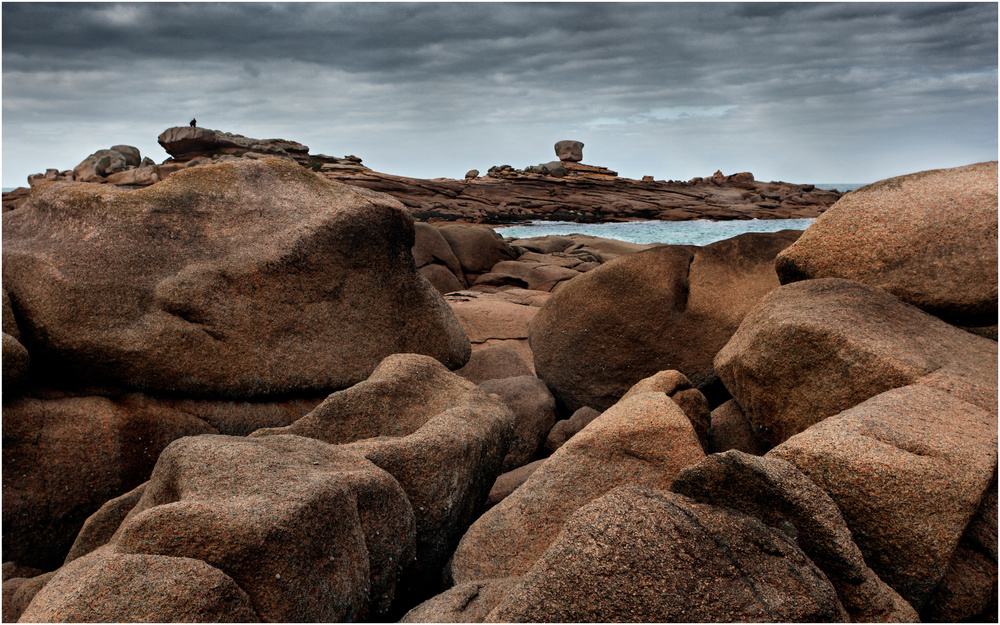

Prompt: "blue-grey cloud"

[3,2,996,186]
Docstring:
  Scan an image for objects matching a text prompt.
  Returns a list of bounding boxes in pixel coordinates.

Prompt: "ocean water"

[495,218,818,246]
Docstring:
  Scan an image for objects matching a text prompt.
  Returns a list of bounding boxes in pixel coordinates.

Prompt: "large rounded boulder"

[485,487,848,622]
[714,278,997,447]
[529,230,800,412]
[775,161,998,331]
[21,434,417,623]
[450,371,705,583]
[252,353,516,607]
[2,158,469,398]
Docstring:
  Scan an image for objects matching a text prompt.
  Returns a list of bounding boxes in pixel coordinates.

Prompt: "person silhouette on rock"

[190,118,197,128]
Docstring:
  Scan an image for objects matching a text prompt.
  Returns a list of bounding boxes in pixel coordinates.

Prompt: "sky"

[2,2,998,187]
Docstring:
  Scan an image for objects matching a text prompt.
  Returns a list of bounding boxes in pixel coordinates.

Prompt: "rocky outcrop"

[776,161,998,331]
[478,375,558,472]
[22,434,417,622]
[3,158,470,398]
[450,371,705,583]
[483,487,848,622]
[323,167,842,224]
[768,385,997,611]
[2,395,216,570]
[251,353,515,607]
[529,230,801,412]
[671,451,917,621]
[715,278,998,447]
[156,125,369,173]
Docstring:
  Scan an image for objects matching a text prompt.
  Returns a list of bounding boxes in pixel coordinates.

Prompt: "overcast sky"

[3,2,997,187]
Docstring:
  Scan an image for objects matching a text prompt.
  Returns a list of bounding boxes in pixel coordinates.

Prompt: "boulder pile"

[2,153,995,623]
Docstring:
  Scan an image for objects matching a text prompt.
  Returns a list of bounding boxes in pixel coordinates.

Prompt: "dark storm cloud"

[3,3,997,185]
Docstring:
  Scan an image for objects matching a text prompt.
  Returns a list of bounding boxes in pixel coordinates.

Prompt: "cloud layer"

[3,2,997,186]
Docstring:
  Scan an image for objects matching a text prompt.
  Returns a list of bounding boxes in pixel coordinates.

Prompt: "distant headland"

[3,126,841,223]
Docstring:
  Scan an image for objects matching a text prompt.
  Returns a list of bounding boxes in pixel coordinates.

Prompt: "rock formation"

[3,128,995,623]
[3,158,470,398]
[529,230,802,412]
[776,161,998,335]
[554,139,584,162]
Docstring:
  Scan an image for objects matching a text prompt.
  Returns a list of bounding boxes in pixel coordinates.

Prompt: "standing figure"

[190,118,197,128]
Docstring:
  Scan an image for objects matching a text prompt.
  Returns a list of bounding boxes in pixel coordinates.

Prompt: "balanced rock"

[485,487,848,622]
[768,385,997,610]
[554,140,584,162]
[776,161,998,330]
[529,231,800,412]
[450,371,705,583]
[715,278,998,446]
[2,158,470,398]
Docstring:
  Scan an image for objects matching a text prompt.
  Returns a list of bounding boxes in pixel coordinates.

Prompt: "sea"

[492,182,868,246]
[2,182,868,247]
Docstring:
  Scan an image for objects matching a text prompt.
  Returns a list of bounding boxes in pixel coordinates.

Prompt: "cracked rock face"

[1,158,470,398]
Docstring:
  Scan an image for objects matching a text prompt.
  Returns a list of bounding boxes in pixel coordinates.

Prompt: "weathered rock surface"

[543,406,602,453]
[2,158,470,398]
[2,395,216,570]
[450,373,705,583]
[412,221,467,291]
[707,398,768,455]
[251,353,516,607]
[445,289,544,370]
[322,165,841,224]
[2,332,29,393]
[63,483,146,565]
[454,344,533,384]
[776,161,998,329]
[768,385,998,610]
[923,470,998,622]
[19,549,260,623]
[530,230,800,412]
[485,487,848,622]
[485,460,545,509]
[671,450,918,621]
[71,148,130,182]
[3,571,56,623]
[61,434,415,623]
[436,224,517,283]
[479,375,558,472]
[715,278,998,447]
[402,578,520,623]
